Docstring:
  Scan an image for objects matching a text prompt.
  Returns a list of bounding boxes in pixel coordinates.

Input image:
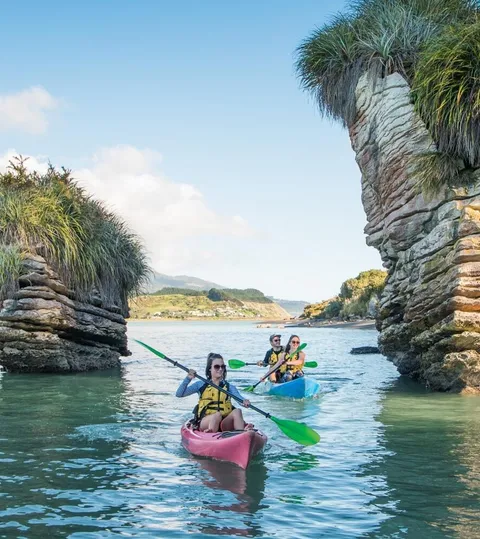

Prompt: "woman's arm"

[175,377,204,397]
[286,351,305,367]
[228,383,250,407]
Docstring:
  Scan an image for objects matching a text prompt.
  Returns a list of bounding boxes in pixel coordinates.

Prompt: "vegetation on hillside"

[295,0,480,194]
[129,292,288,320]
[146,272,223,293]
[149,286,273,303]
[301,270,387,321]
[151,287,206,296]
[0,157,150,313]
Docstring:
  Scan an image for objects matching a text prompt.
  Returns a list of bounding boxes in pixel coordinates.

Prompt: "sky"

[0,0,382,302]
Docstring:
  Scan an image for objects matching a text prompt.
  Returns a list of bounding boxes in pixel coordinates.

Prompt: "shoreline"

[127,317,291,323]
[286,319,377,330]
[127,317,377,330]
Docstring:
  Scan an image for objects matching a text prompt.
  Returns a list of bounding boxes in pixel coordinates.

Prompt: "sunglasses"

[213,364,226,370]
[273,339,281,343]
[291,340,300,344]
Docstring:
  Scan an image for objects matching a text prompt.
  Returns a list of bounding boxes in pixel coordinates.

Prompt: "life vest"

[193,382,233,421]
[266,348,283,366]
[279,351,304,374]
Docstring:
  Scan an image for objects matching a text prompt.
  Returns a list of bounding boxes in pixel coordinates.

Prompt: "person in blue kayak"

[257,334,284,383]
[176,352,252,433]
[274,335,306,383]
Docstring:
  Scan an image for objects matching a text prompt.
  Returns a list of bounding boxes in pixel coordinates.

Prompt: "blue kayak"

[267,377,320,399]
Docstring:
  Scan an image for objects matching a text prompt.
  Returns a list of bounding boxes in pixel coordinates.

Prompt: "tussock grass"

[0,244,23,301]
[296,0,480,193]
[412,22,480,166]
[0,157,151,314]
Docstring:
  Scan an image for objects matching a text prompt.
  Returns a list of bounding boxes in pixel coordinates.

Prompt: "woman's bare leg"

[220,409,246,431]
[199,412,222,433]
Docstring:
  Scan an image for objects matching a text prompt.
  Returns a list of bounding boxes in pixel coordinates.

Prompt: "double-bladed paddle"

[229,359,318,369]
[134,339,320,446]
[243,343,307,393]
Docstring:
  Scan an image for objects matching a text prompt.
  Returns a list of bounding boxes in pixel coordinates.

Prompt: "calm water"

[1,321,480,538]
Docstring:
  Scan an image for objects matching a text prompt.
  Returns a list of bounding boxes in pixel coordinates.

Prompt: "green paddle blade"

[243,384,256,392]
[228,359,246,369]
[135,339,167,359]
[270,416,320,446]
[304,361,318,368]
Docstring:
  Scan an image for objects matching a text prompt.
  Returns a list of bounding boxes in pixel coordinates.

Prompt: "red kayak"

[181,423,267,469]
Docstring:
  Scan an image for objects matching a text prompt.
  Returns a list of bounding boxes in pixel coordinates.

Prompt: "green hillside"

[301,270,387,321]
[146,272,223,293]
[129,290,290,320]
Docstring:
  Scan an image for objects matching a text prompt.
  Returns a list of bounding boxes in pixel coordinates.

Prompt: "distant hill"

[151,287,273,303]
[146,272,224,293]
[129,287,291,320]
[144,272,307,317]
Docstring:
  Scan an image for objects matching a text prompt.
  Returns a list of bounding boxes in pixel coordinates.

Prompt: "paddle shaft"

[230,359,316,368]
[135,341,271,419]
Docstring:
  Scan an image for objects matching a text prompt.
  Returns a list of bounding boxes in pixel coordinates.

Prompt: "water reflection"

[187,457,268,537]
[0,368,132,536]
[277,452,319,473]
[364,376,480,538]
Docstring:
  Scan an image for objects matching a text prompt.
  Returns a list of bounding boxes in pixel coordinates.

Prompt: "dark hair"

[205,353,227,380]
[269,334,281,344]
[285,335,300,355]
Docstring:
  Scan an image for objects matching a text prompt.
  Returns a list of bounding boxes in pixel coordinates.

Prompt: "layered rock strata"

[351,73,480,392]
[0,254,128,372]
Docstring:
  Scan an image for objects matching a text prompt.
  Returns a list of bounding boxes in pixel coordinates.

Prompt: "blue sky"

[0,0,382,301]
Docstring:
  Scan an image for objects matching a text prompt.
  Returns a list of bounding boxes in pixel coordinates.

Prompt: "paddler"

[257,334,284,383]
[176,352,252,433]
[273,334,305,383]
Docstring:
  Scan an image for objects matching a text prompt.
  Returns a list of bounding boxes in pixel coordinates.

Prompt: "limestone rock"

[350,346,380,355]
[351,72,480,392]
[0,254,128,372]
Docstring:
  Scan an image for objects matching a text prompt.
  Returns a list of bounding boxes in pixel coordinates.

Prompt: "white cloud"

[0,146,253,274]
[0,149,50,174]
[0,87,59,134]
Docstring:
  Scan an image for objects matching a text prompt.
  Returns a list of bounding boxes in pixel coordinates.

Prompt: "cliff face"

[0,254,128,372]
[351,73,480,392]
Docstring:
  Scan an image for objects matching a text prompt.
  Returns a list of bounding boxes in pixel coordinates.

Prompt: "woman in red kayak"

[275,335,306,383]
[176,352,253,433]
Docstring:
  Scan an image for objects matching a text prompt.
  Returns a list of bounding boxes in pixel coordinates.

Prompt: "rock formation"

[0,254,128,372]
[351,73,480,392]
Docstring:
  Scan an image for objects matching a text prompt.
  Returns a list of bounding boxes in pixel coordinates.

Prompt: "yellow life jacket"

[196,382,233,419]
[266,348,283,366]
[279,351,304,375]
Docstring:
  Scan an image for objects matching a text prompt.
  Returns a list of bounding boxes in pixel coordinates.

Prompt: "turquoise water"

[1,321,479,538]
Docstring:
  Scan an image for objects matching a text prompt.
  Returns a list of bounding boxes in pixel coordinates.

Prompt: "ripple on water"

[0,322,479,538]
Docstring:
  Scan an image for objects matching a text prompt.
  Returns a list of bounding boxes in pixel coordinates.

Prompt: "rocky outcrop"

[0,254,129,372]
[350,73,480,392]
[350,346,380,355]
